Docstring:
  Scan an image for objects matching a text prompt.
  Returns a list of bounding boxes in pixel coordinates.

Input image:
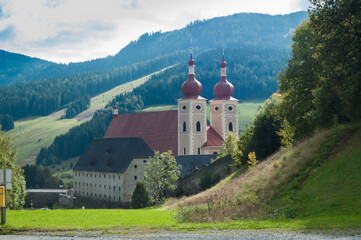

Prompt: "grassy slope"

[169,123,361,227]
[75,66,173,121]
[6,69,170,166]
[275,124,361,219]
[5,117,83,166]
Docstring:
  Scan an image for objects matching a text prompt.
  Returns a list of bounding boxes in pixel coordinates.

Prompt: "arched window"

[183,122,186,132]
[196,121,201,132]
[229,122,233,132]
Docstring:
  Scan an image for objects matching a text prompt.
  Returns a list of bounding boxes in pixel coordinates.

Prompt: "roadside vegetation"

[168,123,361,223]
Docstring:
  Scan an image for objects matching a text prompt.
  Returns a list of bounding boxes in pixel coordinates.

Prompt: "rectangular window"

[134,176,137,180]
[143,160,146,163]
[198,148,200,155]
[134,165,137,168]
[184,148,186,155]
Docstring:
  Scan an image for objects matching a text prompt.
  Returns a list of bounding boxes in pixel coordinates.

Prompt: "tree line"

[132,45,289,106]
[0,53,184,121]
[65,95,91,119]
[0,114,14,131]
[225,0,361,169]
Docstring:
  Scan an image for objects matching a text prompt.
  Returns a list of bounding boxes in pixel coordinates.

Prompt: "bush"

[130,181,151,209]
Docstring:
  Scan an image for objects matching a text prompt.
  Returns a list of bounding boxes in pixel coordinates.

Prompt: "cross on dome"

[180,47,202,98]
[213,49,234,100]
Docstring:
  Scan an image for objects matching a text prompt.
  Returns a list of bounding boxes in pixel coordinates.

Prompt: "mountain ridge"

[0,11,307,86]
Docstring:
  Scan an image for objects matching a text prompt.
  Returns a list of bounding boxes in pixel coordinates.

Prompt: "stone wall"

[176,156,235,196]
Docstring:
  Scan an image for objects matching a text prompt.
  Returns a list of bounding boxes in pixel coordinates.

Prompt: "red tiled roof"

[104,110,178,156]
[204,126,224,147]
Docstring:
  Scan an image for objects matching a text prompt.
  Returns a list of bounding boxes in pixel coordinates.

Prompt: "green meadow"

[2,208,360,233]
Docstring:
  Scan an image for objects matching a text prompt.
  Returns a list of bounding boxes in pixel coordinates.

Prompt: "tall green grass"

[170,123,361,225]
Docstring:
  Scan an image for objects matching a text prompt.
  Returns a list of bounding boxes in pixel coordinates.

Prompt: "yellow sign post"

[0,186,4,207]
[0,186,5,224]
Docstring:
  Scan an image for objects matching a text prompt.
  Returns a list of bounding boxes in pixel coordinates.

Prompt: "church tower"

[209,50,239,139]
[178,51,207,155]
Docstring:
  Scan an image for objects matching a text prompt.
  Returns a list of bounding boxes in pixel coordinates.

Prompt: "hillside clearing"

[75,66,174,121]
[5,117,83,166]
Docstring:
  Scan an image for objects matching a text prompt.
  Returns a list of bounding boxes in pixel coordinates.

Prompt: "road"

[0,229,360,240]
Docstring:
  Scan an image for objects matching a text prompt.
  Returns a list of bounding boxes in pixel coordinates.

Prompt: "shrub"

[130,181,151,209]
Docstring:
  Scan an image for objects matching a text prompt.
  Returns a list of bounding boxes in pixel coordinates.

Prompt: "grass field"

[2,208,360,233]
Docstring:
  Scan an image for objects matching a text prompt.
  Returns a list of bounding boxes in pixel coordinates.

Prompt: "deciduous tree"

[144,151,181,202]
[0,125,26,209]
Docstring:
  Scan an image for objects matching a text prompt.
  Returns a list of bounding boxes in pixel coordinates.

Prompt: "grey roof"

[176,154,218,177]
[27,189,68,193]
[73,137,154,173]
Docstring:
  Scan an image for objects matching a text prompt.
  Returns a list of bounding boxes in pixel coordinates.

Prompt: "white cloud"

[0,0,311,63]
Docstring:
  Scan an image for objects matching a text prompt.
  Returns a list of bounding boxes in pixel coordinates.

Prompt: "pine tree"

[130,181,151,209]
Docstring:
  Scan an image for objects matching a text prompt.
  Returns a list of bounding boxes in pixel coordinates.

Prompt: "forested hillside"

[0,53,182,121]
[131,45,289,106]
[0,50,57,86]
[0,11,307,86]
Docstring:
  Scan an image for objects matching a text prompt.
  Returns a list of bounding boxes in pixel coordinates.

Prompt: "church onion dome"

[181,54,203,98]
[213,54,234,100]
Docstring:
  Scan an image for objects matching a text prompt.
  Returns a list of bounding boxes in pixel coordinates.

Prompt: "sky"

[0,0,311,63]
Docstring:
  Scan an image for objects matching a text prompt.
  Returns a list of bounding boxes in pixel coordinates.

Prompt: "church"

[73,50,239,205]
